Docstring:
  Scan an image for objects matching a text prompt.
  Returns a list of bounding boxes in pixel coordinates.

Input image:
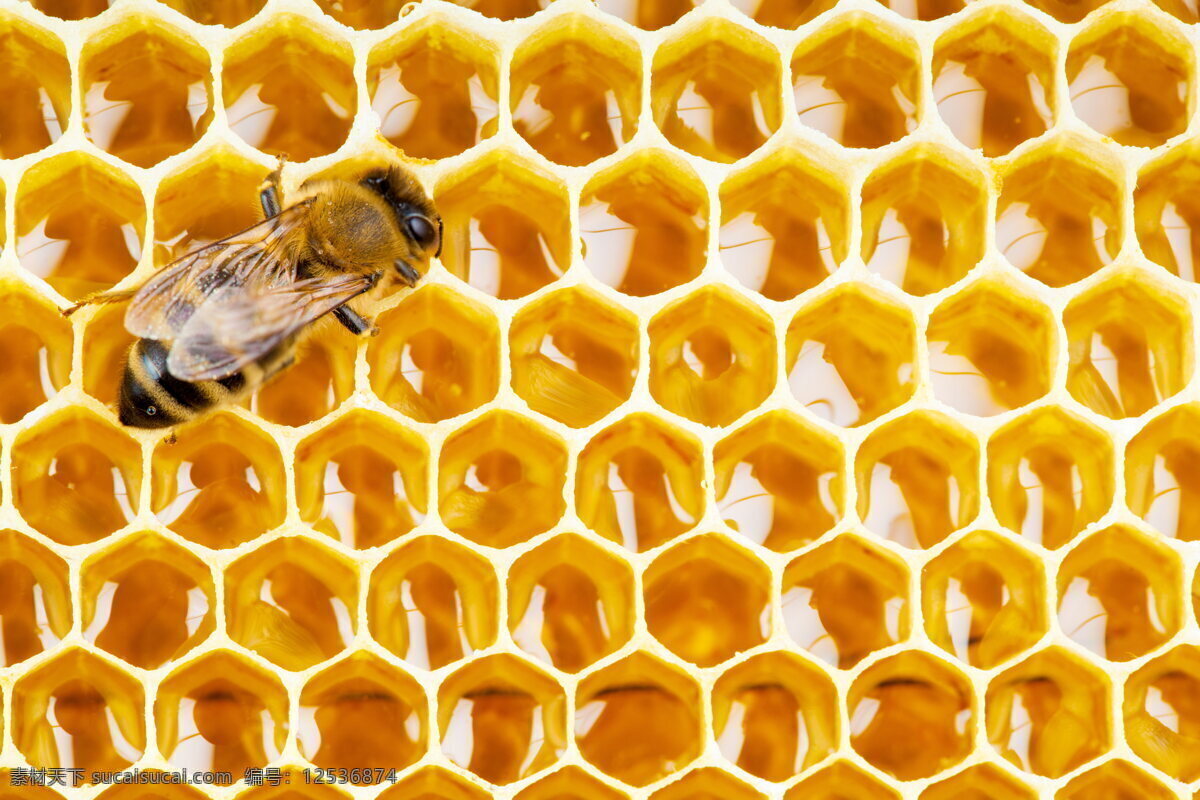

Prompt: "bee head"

[360,167,442,259]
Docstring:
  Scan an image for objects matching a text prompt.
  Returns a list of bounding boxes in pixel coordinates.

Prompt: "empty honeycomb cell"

[298,653,427,780]
[315,0,404,28]
[648,287,776,428]
[988,407,1114,549]
[155,0,267,26]
[367,285,500,423]
[848,651,974,780]
[714,411,844,551]
[786,285,917,427]
[248,334,356,426]
[437,152,570,300]
[719,148,850,301]
[80,533,215,669]
[932,9,1055,157]
[379,767,490,800]
[579,151,708,297]
[1067,15,1191,148]
[792,16,920,149]
[507,534,634,673]
[1064,274,1192,419]
[81,304,135,406]
[651,20,782,163]
[510,287,639,428]
[15,153,145,302]
[0,531,70,667]
[151,413,287,549]
[514,765,628,800]
[783,761,901,800]
[1134,143,1200,281]
[225,537,359,670]
[782,535,910,668]
[12,648,146,778]
[712,651,838,781]
[861,147,987,297]
[367,20,499,161]
[575,652,702,787]
[511,16,641,167]
[295,412,427,549]
[1123,645,1200,781]
[856,411,980,549]
[923,531,1046,669]
[996,139,1122,287]
[80,16,213,168]
[153,650,287,777]
[920,763,1035,800]
[1056,760,1175,800]
[1057,524,1182,662]
[986,647,1111,778]
[0,285,72,423]
[368,536,499,670]
[0,15,70,159]
[439,411,566,547]
[1126,404,1200,540]
[438,653,567,785]
[12,409,141,545]
[649,768,763,799]
[644,535,770,667]
[221,15,356,161]
[576,413,704,551]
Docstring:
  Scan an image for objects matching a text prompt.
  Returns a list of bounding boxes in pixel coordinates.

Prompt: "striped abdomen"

[118,339,249,428]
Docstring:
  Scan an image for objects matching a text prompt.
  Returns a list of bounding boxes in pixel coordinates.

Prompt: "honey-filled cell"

[784,762,901,800]
[26,0,110,19]
[595,0,694,29]
[247,333,356,426]
[315,0,404,28]
[0,531,71,667]
[651,769,763,800]
[0,285,71,423]
[368,537,499,670]
[452,0,550,20]
[0,15,70,159]
[81,304,135,407]
[380,767,491,800]
[1124,646,1200,782]
[515,766,628,800]
[1058,761,1175,800]
[367,21,500,160]
[921,763,1036,800]
[155,0,267,26]
[1126,405,1200,540]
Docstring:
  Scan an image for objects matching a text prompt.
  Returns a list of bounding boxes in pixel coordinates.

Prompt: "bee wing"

[124,203,312,341]
[165,272,377,381]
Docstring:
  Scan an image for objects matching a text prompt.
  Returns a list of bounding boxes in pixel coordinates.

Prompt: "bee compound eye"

[405,215,438,250]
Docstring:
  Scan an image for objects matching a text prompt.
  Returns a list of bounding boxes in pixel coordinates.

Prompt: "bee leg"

[333,305,379,337]
[395,259,421,287]
[259,154,288,219]
[62,288,137,317]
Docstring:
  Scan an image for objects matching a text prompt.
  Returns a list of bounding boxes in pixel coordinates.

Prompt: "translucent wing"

[124,203,312,341]
[166,272,376,381]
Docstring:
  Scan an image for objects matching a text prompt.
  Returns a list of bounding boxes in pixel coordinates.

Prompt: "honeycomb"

[3,0,1200,796]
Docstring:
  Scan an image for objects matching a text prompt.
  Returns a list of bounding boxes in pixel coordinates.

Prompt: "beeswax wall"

[0,0,1197,796]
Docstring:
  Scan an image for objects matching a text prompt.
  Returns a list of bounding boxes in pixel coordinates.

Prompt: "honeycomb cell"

[315,0,404,28]
[12,410,141,545]
[0,286,71,422]
[862,149,987,297]
[1067,15,1190,148]
[575,652,702,787]
[712,651,837,781]
[295,412,428,549]
[437,152,570,299]
[226,537,359,670]
[81,304,135,407]
[0,15,70,159]
[438,654,567,785]
[510,288,639,428]
[576,414,704,551]
[783,762,901,800]
[651,20,782,163]
[367,20,499,160]
[236,775,348,800]
[367,286,500,423]
[1057,524,1181,662]
[1021,0,1105,22]
[81,533,215,669]
[783,535,910,668]
[508,534,634,673]
[648,287,776,428]
[439,411,566,548]
[0,531,70,667]
[650,769,763,800]
[511,16,641,167]
[1126,405,1200,540]
[151,413,287,549]
[16,153,145,302]
[1135,144,1200,281]
[996,139,1122,287]
[155,0,266,26]
[986,647,1111,778]
[298,653,427,780]
[454,0,550,20]
[715,411,843,551]
[1057,760,1175,800]
[248,334,356,426]
[80,17,213,167]
[12,648,146,777]
[1124,646,1200,781]
[94,779,209,800]
[25,0,109,19]
[380,767,490,800]
[923,532,1047,669]
[792,17,920,149]
[579,151,708,297]
[222,16,356,161]
[154,651,287,777]
[1065,274,1191,420]
[596,0,701,29]
[856,411,980,549]
[920,763,1035,800]
[932,10,1055,157]
[514,766,627,800]
[849,651,974,780]
[988,407,1113,550]
[645,535,770,667]
[368,537,499,670]
[786,285,917,427]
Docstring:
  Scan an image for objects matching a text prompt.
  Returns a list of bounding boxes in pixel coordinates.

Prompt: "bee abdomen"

[119,339,235,428]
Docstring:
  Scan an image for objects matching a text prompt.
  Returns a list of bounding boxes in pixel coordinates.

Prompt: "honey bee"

[66,157,441,429]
